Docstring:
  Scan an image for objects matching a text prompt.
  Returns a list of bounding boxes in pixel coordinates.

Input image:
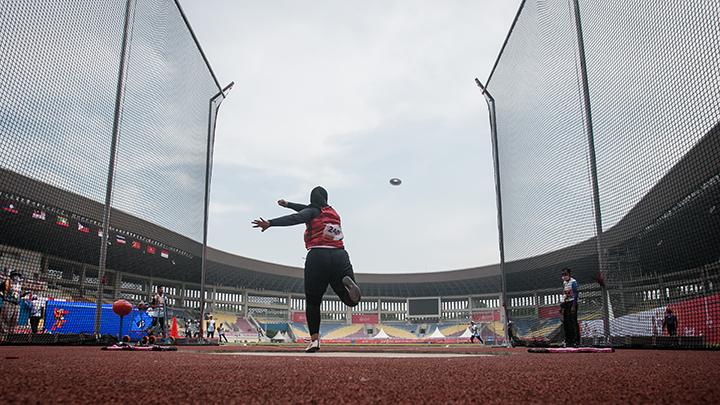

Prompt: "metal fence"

[0,0,230,343]
[478,0,720,348]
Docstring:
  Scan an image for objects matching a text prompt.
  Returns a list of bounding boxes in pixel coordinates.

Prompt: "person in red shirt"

[252,186,361,352]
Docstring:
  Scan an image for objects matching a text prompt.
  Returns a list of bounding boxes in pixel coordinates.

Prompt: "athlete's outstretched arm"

[252,207,320,232]
[269,207,319,226]
[278,199,307,212]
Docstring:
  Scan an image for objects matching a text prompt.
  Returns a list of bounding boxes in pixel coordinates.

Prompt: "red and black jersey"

[304,206,344,249]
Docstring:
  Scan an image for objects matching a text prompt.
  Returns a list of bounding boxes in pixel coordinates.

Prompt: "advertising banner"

[351,313,379,324]
[472,310,500,322]
[539,306,562,319]
[291,311,307,323]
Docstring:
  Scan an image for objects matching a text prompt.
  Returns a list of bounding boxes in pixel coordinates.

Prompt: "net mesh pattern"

[486,0,720,348]
[0,0,221,341]
[112,0,219,244]
[487,0,597,263]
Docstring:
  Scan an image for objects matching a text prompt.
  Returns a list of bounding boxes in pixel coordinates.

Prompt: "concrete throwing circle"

[210,351,491,358]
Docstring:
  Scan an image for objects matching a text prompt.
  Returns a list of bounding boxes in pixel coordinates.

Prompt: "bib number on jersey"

[323,223,344,241]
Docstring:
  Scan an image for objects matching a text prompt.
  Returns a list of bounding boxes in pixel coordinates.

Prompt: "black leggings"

[561,302,579,346]
[305,248,358,336]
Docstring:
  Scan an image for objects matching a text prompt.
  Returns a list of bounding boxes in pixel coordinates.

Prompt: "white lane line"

[209,352,492,358]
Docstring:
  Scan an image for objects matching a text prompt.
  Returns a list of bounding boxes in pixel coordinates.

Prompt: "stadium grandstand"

[2,123,718,346]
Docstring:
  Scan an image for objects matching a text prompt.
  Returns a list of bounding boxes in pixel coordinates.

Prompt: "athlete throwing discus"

[252,186,361,353]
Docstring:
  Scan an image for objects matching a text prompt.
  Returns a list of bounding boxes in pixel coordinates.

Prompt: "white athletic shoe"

[342,276,361,305]
[305,339,320,353]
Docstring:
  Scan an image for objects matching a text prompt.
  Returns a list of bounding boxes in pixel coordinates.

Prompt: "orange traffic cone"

[170,316,179,338]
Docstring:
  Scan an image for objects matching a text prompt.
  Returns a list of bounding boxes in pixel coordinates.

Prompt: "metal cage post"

[475,78,510,347]
[570,0,611,341]
[95,0,136,336]
[199,82,234,336]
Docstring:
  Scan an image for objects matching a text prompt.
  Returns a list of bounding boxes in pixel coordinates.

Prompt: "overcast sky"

[181,0,521,273]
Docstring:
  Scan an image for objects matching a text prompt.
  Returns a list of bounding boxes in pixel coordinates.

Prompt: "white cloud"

[210,202,252,215]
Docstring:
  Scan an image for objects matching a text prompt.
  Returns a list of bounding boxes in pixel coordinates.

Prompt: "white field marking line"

[209,352,492,358]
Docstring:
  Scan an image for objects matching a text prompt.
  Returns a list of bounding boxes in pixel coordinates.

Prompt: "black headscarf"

[309,186,328,209]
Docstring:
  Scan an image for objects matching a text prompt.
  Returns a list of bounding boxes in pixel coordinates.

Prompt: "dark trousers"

[304,248,358,336]
[471,335,483,344]
[561,301,578,346]
[29,316,41,334]
[0,303,19,334]
[219,334,228,342]
[151,317,165,334]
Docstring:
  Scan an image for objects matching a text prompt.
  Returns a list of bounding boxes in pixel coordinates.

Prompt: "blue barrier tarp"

[45,300,153,340]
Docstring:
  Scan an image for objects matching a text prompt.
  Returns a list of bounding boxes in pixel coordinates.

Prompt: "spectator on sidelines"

[507,320,518,347]
[560,268,579,347]
[18,292,32,332]
[663,308,678,337]
[218,322,229,343]
[207,315,216,339]
[150,286,167,335]
[29,294,44,334]
[0,270,28,334]
[469,321,484,344]
[185,318,193,338]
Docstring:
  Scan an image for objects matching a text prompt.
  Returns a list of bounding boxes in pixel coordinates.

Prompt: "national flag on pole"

[32,210,46,220]
[146,246,156,255]
[131,241,141,249]
[77,222,90,233]
[2,203,19,214]
[116,235,126,245]
[56,216,69,227]
[160,249,169,259]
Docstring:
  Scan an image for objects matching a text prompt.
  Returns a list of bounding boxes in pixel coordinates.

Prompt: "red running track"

[0,345,719,404]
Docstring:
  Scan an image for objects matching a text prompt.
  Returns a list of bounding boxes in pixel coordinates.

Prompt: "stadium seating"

[486,321,505,336]
[343,325,372,339]
[440,324,468,337]
[318,321,345,336]
[525,319,562,339]
[289,323,310,340]
[210,312,238,331]
[322,324,364,339]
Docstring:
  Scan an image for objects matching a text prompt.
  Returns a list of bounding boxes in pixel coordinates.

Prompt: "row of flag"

[3,202,170,259]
